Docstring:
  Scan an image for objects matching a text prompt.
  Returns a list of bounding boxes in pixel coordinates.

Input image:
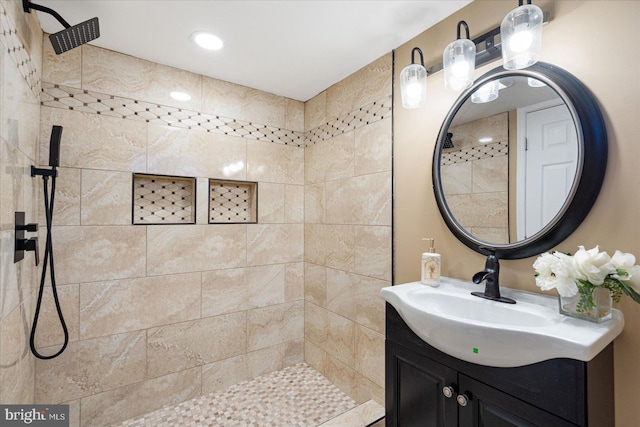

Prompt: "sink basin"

[380,277,624,367]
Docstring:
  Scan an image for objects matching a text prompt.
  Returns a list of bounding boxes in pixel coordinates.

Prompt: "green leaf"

[618,280,640,304]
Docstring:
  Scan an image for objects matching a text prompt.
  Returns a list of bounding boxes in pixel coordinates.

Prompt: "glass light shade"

[527,77,547,87]
[400,63,427,109]
[471,80,499,104]
[443,38,476,91]
[501,4,543,70]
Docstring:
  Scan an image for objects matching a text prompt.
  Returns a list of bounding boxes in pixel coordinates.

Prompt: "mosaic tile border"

[0,3,41,97]
[441,140,508,165]
[115,363,357,427]
[41,82,306,147]
[305,96,392,147]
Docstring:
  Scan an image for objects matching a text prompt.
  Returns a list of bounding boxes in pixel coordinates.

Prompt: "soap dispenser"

[421,238,441,287]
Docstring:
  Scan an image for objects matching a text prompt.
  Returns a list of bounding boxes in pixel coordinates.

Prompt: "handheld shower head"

[49,125,62,168]
[23,0,100,54]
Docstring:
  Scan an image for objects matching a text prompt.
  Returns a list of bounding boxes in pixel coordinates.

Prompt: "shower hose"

[29,170,69,359]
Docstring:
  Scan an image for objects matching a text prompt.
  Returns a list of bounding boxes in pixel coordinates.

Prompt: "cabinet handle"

[457,393,470,407]
[442,386,455,398]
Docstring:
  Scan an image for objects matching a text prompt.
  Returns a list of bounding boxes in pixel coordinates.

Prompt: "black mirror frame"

[432,62,607,259]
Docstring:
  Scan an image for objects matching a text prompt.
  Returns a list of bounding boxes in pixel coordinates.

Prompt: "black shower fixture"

[443,132,454,149]
[23,0,100,54]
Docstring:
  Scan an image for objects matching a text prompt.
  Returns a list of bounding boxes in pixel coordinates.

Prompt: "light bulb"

[509,29,533,53]
[400,63,427,109]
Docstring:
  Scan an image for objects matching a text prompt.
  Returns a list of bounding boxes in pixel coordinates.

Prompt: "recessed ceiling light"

[192,31,224,50]
[170,91,191,102]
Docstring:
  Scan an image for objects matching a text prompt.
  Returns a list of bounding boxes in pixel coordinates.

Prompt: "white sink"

[381,277,624,367]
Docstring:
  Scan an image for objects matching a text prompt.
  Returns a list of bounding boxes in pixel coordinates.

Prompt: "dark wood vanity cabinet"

[385,304,615,427]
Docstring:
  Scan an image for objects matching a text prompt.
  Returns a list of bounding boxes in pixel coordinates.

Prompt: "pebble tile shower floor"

[114,363,380,427]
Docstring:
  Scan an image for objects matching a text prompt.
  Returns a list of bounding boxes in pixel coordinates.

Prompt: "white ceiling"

[33,0,472,101]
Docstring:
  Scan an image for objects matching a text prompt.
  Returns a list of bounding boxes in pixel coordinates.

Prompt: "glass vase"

[559,286,612,323]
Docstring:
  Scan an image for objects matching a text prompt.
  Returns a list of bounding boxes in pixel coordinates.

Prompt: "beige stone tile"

[37,167,80,226]
[79,273,201,340]
[147,125,247,180]
[284,184,304,223]
[325,172,392,225]
[32,284,79,349]
[284,338,304,367]
[354,226,392,281]
[42,38,81,87]
[469,227,509,245]
[81,169,131,225]
[195,177,209,225]
[355,325,385,388]
[354,117,392,176]
[318,399,385,427]
[441,161,473,195]
[40,107,147,172]
[304,182,325,224]
[450,112,508,150]
[51,225,146,284]
[304,340,329,375]
[326,53,392,119]
[147,224,246,276]
[285,98,305,132]
[80,367,201,427]
[202,76,285,128]
[0,333,34,404]
[285,262,304,302]
[305,302,354,368]
[446,192,508,229]
[305,132,354,184]
[473,155,508,193]
[324,355,383,405]
[147,312,246,378]
[201,353,250,394]
[247,224,303,265]
[246,344,285,378]
[356,276,388,335]
[35,331,146,403]
[304,91,327,132]
[305,224,355,271]
[82,45,203,111]
[247,300,303,351]
[65,399,80,427]
[304,263,326,307]
[0,230,36,322]
[202,265,285,317]
[246,140,304,185]
[326,269,356,321]
[258,182,285,223]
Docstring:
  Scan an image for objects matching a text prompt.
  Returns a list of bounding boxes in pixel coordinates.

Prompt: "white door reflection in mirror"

[516,101,578,240]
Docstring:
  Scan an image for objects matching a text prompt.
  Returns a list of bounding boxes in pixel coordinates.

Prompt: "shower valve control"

[14,211,39,265]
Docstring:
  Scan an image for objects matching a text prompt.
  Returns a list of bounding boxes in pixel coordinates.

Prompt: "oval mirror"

[433,62,607,259]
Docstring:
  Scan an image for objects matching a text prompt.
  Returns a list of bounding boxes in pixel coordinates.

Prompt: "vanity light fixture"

[443,21,476,91]
[192,31,224,50]
[471,80,499,104]
[478,137,494,144]
[400,47,427,109]
[527,77,547,87]
[501,0,543,70]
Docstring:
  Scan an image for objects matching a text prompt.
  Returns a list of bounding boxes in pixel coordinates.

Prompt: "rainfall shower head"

[23,0,100,55]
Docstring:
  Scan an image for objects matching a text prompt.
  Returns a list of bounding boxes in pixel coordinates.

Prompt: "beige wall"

[394,1,640,425]
[0,0,43,406]
[303,54,392,405]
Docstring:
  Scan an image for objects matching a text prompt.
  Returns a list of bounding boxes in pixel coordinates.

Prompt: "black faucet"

[472,254,516,304]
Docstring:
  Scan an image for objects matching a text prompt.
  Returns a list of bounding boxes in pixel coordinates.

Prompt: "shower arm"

[23,0,71,29]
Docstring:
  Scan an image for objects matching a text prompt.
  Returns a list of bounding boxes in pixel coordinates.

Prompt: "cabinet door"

[387,341,458,427]
[457,375,577,427]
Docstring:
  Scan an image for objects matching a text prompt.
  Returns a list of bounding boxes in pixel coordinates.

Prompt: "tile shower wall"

[37,43,305,426]
[0,0,43,406]
[303,54,392,405]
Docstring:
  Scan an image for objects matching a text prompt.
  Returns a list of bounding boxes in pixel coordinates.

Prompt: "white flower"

[611,250,636,280]
[533,251,579,297]
[573,246,615,285]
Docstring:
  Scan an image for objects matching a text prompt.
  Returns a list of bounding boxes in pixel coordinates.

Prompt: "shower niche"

[208,179,258,224]
[133,173,196,224]
[132,174,258,225]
